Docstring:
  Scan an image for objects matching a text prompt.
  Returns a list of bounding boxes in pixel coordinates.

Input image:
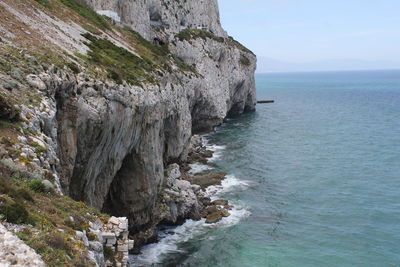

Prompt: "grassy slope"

[0,160,109,266]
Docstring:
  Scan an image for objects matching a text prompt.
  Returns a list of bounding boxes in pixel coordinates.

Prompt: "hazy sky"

[218,0,400,63]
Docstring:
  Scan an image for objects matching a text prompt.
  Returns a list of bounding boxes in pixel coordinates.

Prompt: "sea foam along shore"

[130,136,252,266]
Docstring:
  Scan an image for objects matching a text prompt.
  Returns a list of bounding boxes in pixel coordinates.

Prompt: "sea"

[131,70,400,267]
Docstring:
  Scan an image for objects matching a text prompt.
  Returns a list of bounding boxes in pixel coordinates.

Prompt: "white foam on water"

[207,145,225,162]
[129,137,250,266]
[130,219,204,266]
[130,204,251,266]
[203,137,226,162]
[205,174,251,199]
[188,163,213,174]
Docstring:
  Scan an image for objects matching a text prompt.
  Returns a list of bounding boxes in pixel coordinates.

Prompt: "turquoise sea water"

[133,70,400,266]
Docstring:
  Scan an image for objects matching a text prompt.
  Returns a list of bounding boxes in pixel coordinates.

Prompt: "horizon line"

[255,68,400,74]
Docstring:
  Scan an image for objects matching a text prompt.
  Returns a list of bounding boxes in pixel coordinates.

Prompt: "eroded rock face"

[81,0,227,41]
[31,0,256,236]
[50,71,196,232]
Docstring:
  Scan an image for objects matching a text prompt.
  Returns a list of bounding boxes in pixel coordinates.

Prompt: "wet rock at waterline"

[186,172,228,189]
[202,205,231,224]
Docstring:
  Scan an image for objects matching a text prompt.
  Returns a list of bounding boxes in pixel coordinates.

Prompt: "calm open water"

[133,70,400,267]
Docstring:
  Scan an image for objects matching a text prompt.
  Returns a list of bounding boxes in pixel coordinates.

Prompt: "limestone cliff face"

[0,0,256,236]
[80,0,226,40]
[56,0,256,232]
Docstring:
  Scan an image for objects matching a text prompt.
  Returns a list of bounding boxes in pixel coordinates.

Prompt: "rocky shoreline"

[130,134,233,254]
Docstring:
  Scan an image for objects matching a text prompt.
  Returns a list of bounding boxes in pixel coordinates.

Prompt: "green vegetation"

[81,31,196,85]
[66,62,80,74]
[103,246,116,265]
[175,29,254,56]
[0,44,80,111]
[34,0,52,8]
[240,54,251,66]
[176,29,225,43]
[29,141,47,154]
[0,198,31,224]
[28,179,46,193]
[123,28,197,73]
[18,229,90,266]
[227,36,255,55]
[0,121,14,128]
[0,58,12,73]
[82,33,157,85]
[0,160,109,267]
[82,24,102,35]
[59,0,111,30]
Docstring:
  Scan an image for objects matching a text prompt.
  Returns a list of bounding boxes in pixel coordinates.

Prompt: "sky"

[218,0,400,72]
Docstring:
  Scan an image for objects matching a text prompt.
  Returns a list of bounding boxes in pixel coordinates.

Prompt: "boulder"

[204,207,230,224]
[202,204,231,224]
[41,180,54,193]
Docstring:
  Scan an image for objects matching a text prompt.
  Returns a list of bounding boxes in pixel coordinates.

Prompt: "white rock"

[108,216,120,225]
[0,223,45,266]
[117,244,128,252]
[25,74,46,91]
[76,230,89,247]
[118,222,128,231]
[18,136,28,143]
[89,241,103,252]
[42,179,54,192]
[128,239,134,250]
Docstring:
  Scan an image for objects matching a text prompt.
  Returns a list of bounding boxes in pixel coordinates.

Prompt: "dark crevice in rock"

[55,85,79,196]
[102,149,155,233]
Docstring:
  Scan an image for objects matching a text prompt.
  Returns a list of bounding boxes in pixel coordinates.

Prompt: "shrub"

[30,142,47,154]
[87,232,97,241]
[28,179,45,193]
[103,246,115,261]
[16,188,34,202]
[0,199,30,224]
[65,215,89,231]
[67,62,80,74]
[46,231,69,251]
[240,54,251,66]
[176,29,224,43]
